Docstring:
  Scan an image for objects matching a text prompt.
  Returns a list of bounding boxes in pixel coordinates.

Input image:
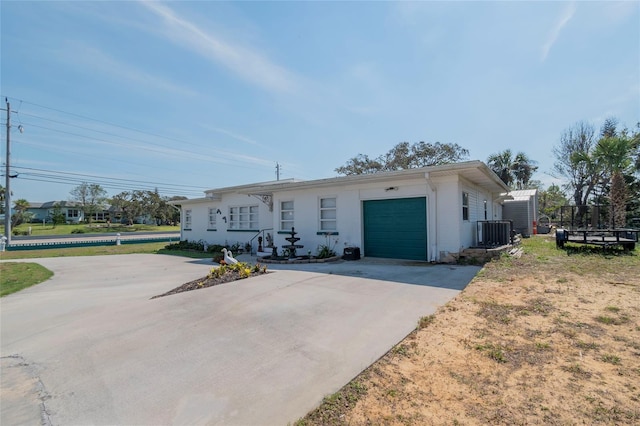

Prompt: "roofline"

[180,161,509,200]
[168,197,213,206]
[204,178,300,195]
[235,160,510,194]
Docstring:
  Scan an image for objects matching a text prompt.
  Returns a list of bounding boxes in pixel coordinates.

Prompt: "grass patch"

[0,242,170,260]
[575,341,600,351]
[0,262,53,297]
[2,223,179,236]
[475,342,508,363]
[294,379,368,425]
[477,235,638,282]
[601,354,621,365]
[595,315,630,326]
[477,301,514,324]
[562,362,592,379]
[156,248,214,259]
[417,314,435,329]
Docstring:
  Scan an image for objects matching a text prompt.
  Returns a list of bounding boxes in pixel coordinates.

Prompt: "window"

[483,200,488,220]
[280,201,294,231]
[319,197,337,231]
[208,208,217,230]
[67,209,79,218]
[184,209,192,229]
[462,192,469,221]
[229,205,258,230]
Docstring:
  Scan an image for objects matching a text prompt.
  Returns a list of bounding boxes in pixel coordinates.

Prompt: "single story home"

[26,201,154,224]
[172,160,511,262]
[27,201,87,223]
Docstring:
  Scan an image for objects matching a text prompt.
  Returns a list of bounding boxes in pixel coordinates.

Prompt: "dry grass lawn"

[297,235,640,425]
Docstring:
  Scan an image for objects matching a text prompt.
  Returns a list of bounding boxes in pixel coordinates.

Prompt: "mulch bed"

[151,269,269,299]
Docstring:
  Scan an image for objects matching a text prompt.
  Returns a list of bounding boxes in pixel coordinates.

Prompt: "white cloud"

[541,2,577,62]
[139,1,300,95]
[200,125,260,147]
[62,43,198,97]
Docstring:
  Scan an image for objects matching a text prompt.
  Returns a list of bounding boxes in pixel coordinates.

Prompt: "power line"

[13,175,204,197]
[17,120,275,173]
[11,166,208,190]
[5,96,206,149]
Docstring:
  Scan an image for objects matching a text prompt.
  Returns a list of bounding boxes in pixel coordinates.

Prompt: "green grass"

[1,223,179,236]
[478,235,639,282]
[0,242,197,260]
[0,262,54,297]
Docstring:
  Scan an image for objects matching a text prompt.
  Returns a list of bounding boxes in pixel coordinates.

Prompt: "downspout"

[425,173,437,262]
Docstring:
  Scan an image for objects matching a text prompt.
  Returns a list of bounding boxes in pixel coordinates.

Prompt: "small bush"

[164,239,222,252]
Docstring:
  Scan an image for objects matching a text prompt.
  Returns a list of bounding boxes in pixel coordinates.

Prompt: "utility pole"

[275,162,280,181]
[4,99,11,244]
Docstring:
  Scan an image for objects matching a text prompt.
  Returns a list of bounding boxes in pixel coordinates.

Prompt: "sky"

[1,1,639,202]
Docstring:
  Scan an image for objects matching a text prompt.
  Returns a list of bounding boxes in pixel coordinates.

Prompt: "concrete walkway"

[1,254,479,425]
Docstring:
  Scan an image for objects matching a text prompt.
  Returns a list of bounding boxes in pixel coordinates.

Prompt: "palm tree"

[512,152,538,190]
[593,136,633,228]
[487,149,514,187]
[487,150,538,189]
[11,198,32,227]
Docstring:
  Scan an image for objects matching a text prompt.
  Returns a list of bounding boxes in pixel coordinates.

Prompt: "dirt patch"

[297,237,640,425]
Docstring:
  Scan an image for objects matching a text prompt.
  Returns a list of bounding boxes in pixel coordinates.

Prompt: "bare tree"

[552,121,600,224]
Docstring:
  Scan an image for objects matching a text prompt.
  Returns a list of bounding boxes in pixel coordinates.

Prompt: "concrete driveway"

[1,254,479,425]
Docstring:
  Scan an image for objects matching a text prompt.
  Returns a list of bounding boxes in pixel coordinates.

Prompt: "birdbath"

[282,227,304,258]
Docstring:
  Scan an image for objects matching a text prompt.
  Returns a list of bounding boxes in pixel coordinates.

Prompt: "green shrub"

[71,228,85,234]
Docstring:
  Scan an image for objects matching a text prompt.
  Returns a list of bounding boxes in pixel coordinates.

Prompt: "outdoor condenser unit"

[480,221,511,247]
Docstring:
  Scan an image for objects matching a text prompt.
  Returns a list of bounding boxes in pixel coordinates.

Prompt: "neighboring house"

[172,160,511,262]
[26,201,113,224]
[502,189,539,237]
[27,201,85,223]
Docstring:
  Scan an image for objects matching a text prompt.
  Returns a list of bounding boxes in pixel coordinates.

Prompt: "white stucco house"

[171,160,511,262]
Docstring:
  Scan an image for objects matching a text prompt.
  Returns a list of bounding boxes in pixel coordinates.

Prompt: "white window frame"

[280,200,294,231]
[462,192,469,221]
[319,197,337,232]
[208,207,217,230]
[229,205,259,230]
[184,209,192,229]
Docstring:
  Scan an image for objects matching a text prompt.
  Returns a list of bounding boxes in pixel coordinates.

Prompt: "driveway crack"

[1,354,53,426]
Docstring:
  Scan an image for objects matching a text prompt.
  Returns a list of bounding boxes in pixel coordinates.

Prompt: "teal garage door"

[363,197,427,260]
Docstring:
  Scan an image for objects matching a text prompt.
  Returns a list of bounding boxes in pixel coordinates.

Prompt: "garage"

[363,197,427,261]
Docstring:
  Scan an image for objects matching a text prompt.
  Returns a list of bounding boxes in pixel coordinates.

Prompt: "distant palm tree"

[11,198,32,227]
[487,150,538,189]
[487,149,515,187]
[593,136,633,228]
[512,152,538,190]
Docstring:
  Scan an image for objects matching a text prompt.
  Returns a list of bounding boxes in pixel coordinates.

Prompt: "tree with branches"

[69,182,107,224]
[335,141,469,175]
[552,121,600,225]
